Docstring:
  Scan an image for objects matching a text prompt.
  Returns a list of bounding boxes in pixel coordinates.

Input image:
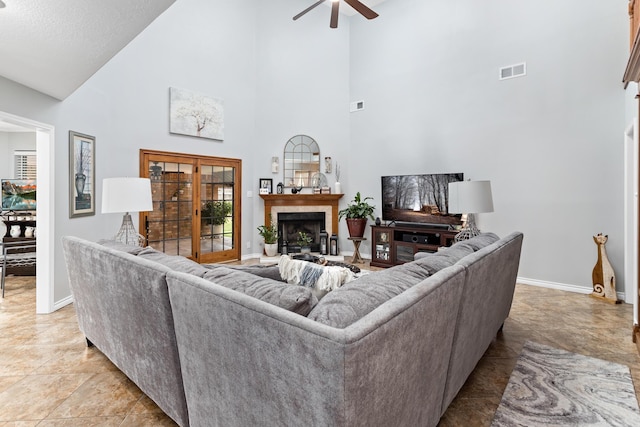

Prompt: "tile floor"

[1,273,639,426]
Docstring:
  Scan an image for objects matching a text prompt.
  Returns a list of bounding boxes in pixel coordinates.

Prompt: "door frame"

[0,110,55,313]
[140,149,242,263]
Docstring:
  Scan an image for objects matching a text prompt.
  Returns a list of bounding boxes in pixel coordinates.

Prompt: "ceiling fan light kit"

[293,0,379,29]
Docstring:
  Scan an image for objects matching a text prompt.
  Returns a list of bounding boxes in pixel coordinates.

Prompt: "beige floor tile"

[2,272,640,426]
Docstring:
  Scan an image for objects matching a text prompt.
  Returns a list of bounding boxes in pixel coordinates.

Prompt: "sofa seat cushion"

[137,247,211,277]
[202,267,318,316]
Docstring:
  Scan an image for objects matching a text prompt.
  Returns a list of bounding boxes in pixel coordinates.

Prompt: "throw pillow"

[202,267,318,316]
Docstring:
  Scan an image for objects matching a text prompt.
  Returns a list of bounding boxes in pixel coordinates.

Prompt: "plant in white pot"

[297,231,313,254]
[338,192,376,238]
[257,214,280,257]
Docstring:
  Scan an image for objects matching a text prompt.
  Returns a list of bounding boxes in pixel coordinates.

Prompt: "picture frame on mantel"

[69,131,95,218]
[259,178,272,195]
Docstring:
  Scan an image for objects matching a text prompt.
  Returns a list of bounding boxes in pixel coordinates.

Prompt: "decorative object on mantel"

[591,233,620,304]
[101,177,153,246]
[169,87,224,141]
[257,214,280,257]
[334,161,342,194]
[293,0,379,29]
[271,156,279,174]
[448,180,494,242]
[283,135,320,188]
[259,178,273,195]
[325,156,332,173]
[338,192,376,238]
[276,182,284,194]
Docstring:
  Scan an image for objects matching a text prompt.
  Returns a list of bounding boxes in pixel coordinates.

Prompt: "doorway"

[140,150,242,264]
[0,110,55,314]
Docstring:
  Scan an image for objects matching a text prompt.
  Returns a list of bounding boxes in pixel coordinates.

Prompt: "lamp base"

[454,213,481,242]
[113,213,144,246]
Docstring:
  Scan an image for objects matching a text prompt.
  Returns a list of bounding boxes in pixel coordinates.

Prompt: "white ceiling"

[0,0,175,101]
[0,0,385,115]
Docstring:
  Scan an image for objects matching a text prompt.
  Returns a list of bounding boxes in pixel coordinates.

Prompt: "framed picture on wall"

[259,178,272,195]
[69,131,96,218]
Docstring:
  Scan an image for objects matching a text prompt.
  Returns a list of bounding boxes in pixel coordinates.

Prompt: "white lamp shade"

[101,177,153,213]
[448,180,494,214]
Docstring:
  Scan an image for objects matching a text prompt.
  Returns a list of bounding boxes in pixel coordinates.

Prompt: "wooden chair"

[1,240,36,298]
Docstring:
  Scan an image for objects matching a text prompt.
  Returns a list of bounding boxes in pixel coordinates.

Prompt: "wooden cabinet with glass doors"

[140,150,242,264]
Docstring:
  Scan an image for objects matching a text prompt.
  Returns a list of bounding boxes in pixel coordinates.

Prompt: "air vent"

[350,100,365,112]
[499,62,526,80]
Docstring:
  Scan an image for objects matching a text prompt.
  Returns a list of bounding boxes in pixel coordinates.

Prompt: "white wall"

[0,132,36,178]
[252,0,351,254]
[348,0,629,292]
[0,0,632,304]
[0,0,351,304]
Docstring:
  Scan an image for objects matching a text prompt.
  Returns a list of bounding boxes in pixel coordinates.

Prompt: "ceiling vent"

[499,62,526,80]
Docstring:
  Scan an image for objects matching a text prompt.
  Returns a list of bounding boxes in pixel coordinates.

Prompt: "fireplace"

[260,194,344,255]
[278,212,325,253]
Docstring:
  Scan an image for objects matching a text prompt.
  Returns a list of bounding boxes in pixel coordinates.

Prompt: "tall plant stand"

[348,237,366,264]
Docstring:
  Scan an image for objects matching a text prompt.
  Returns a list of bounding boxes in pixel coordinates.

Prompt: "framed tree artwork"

[69,131,95,218]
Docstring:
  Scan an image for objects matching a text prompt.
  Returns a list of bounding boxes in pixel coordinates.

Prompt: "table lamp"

[102,177,153,246]
[448,180,494,241]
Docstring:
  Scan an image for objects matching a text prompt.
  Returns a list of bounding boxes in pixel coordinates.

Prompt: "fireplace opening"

[278,212,326,253]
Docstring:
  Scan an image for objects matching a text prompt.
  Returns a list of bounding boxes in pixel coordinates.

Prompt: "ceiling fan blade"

[344,0,379,19]
[330,1,339,28]
[293,0,327,21]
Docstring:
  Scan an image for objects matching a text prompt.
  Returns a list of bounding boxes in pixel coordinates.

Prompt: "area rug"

[491,341,640,427]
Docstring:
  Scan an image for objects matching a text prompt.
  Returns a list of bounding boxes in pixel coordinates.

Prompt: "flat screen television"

[381,173,463,226]
[1,179,37,211]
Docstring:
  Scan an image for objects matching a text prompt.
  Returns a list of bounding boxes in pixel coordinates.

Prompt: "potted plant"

[257,214,280,257]
[297,231,313,254]
[201,201,232,236]
[338,192,376,238]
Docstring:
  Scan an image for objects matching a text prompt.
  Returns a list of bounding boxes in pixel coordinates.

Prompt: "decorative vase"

[24,226,34,238]
[335,181,342,194]
[10,225,21,238]
[264,243,278,257]
[300,246,311,254]
[346,218,367,238]
[75,173,86,197]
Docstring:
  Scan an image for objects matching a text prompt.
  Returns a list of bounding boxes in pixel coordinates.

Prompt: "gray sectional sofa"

[62,231,523,427]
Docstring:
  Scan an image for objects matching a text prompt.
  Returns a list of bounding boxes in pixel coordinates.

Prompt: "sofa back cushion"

[202,267,318,316]
[308,232,500,328]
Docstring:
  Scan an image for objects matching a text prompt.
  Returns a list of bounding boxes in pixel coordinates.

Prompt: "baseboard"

[54,295,74,311]
[517,276,626,301]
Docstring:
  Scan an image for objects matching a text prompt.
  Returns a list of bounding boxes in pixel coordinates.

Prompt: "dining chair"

[1,240,37,298]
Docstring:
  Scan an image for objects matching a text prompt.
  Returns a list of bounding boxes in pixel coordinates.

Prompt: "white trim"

[53,295,74,311]
[0,110,55,314]
[518,276,626,301]
[625,119,639,322]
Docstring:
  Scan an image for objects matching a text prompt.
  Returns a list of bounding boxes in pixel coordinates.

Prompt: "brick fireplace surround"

[260,194,344,238]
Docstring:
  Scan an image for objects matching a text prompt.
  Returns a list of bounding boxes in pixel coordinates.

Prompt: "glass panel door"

[199,164,237,263]
[141,150,241,264]
[146,159,194,258]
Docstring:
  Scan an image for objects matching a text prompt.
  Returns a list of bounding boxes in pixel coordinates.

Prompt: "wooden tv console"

[370,224,458,268]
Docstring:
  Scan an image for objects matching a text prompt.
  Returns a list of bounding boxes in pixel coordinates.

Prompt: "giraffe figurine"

[591,233,620,304]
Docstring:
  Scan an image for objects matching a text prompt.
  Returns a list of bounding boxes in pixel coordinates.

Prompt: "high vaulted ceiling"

[0,0,175,101]
[0,0,387,103]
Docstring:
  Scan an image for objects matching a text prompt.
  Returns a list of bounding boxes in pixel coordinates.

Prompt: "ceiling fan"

[293,0,379,29]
